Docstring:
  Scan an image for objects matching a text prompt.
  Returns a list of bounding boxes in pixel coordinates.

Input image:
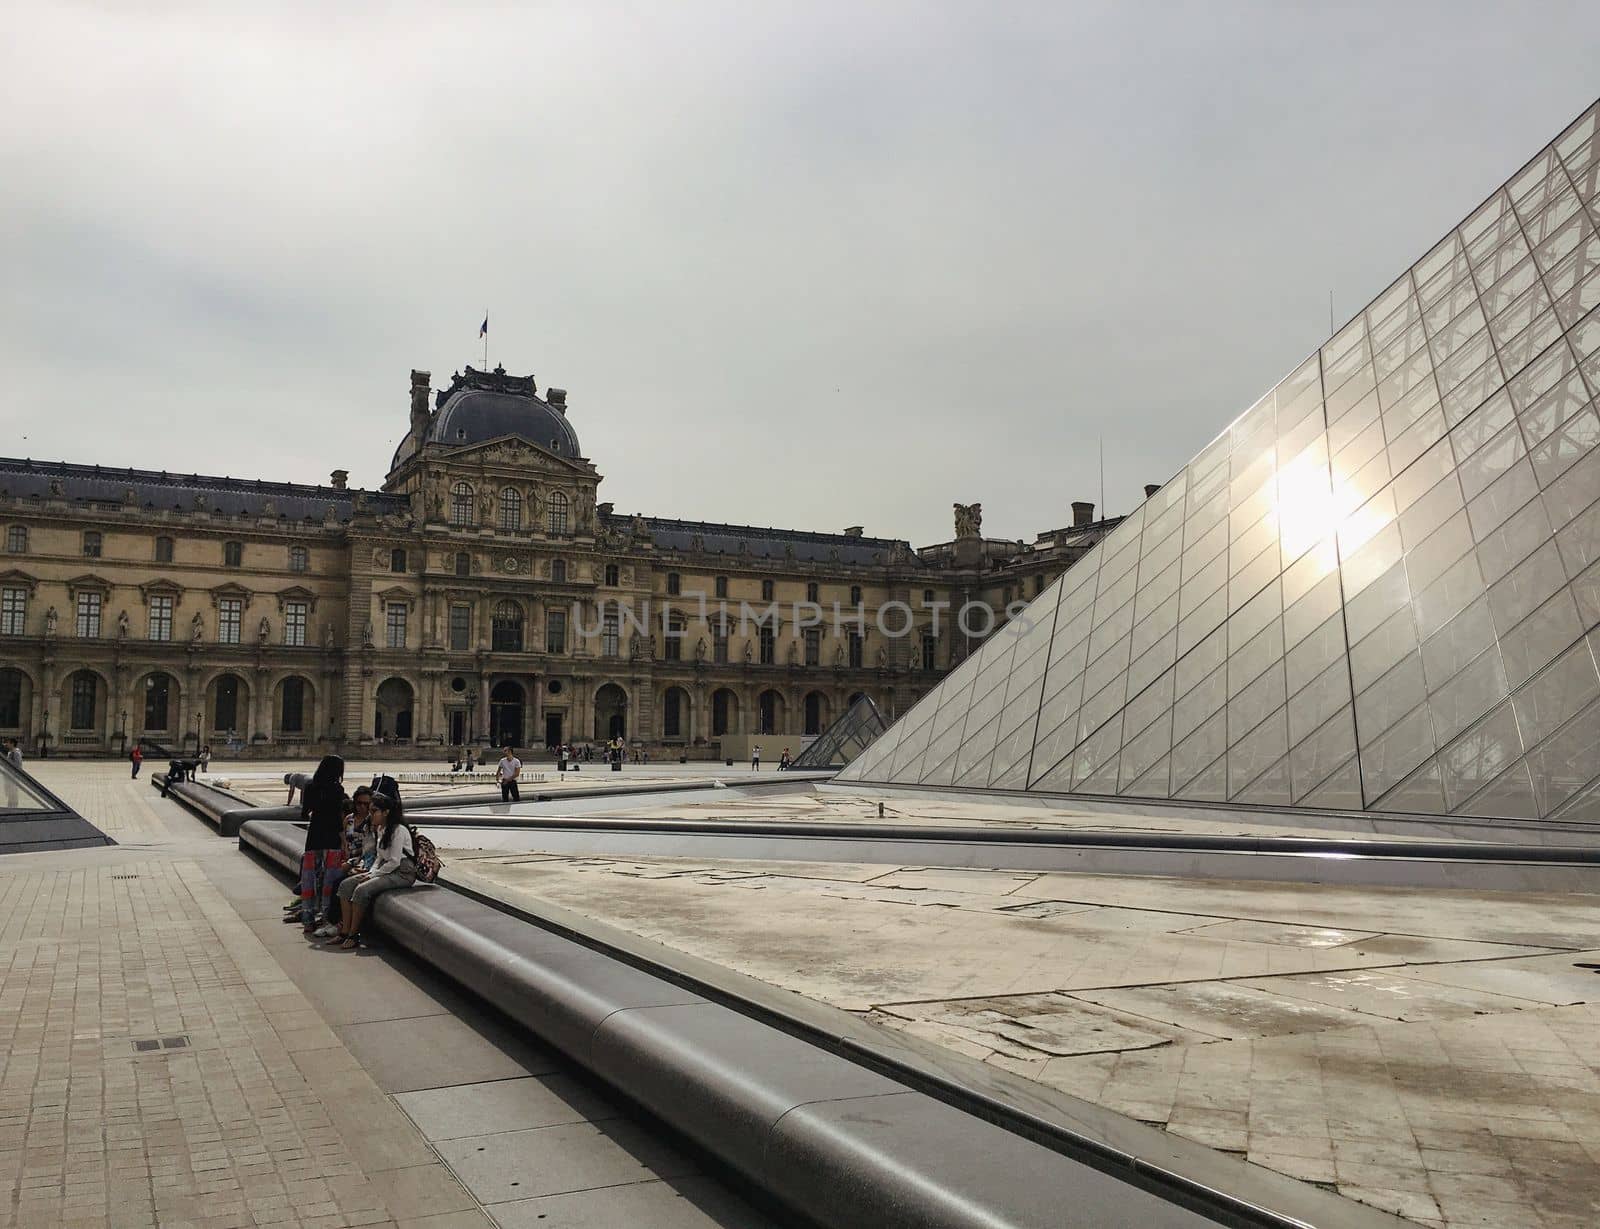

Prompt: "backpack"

[405,825,441,883]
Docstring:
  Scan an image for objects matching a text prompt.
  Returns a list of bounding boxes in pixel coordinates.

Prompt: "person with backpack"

[331,791,420,950]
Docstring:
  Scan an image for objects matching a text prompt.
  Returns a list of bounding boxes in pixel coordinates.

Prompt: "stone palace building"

[0,365,1123,758]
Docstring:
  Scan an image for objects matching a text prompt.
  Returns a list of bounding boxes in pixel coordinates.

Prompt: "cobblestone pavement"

[2,763,770,1229]
[447,846,1600,1228]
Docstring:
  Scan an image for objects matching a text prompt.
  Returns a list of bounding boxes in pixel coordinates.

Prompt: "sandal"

[338,936,359,950]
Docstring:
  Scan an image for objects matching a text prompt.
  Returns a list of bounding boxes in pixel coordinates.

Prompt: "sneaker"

[314,924,339,938]
[282,913,305,924]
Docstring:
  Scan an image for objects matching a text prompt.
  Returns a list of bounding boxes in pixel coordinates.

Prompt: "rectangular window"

[5,526,25,553]
[923,589,935,605]
[76,592,101,638]
[667,573,681,595]
[1,587,24,636]
[218,598,242,645]
[713,617,729,664]
[921,633,937,670]
[386,603,407,649]
[806,582,819,602]
[545,608,567,654]
[224,541,243,567]
[449,604,471,651]
[848,631,864,668]
[664,615,684,661]
[290,545,309,573]
[155,537,174,563]
[804,627,821,666]
[850,585,863,606]
[761,579,775,601]
[83,531,102,558]
[0,669,18,726]
[605,564,619,586]
[758,625,776,665]
[148,595,173,642]
[715,576,728,598]
[601,609,620,657]
[284,601,307,647]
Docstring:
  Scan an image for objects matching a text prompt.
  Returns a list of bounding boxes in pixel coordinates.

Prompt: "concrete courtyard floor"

[0,762,778,1229]
[436,790,1600,1229]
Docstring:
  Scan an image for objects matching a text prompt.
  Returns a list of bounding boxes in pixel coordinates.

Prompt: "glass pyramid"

[841,100,1600,822]
[791,694,890,769]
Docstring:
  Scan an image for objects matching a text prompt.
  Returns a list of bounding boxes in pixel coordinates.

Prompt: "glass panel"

[1512,639,1600,747]
[1457,761,1539,818]
[1477,492,1553,584]
[1377,757,1447,815]
[1555,496,1600,576]
[1288,659,1352,745]
[1356,653,1427,743]
[1229,661,1286,741]
[1359,704,1436,801]
[1283,570,1342,648]
[1286,612,1347,694]
[1170,710,1226,791]
[1290,705,1357,801]
[1404,511,1475,596]
[1175,754,1227,802]
[1498,587,1583,688]
[1465,453,1538,537]
[1070,715,1123,792]
[1118,712,1172,791]
[1529,408,1600,487]
[1421,595,1497,689]
[1123,669,1176,742]
[1439,701,1524,808]
[1525,697,1600,815]
[1235,755,1292,806]
[1488,540,1567,633]
[1299,756,1363,809]
[1227,708,1288,797]
[1427,646,1509,745]
[1122,753,1171,799]
[1345,558,1410,645]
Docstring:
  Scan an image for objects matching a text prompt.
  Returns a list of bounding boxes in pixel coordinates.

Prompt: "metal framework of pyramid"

[841,100,1600,822]
[791,695,889,769]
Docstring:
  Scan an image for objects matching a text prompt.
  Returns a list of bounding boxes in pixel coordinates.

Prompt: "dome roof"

[391,366,581,470]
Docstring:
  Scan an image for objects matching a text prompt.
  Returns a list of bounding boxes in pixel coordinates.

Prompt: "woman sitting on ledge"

[330,791,416,950]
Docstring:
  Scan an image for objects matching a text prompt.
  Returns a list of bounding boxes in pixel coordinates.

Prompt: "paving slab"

[488,1176,781,1229]
[396,1075,621,1141]
[434,1119,700,1204]
[337,1013,561,1093]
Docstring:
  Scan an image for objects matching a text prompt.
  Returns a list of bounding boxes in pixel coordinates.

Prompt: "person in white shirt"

[496,745,522,802]
[751,745,761,770]
[332,792,416,950]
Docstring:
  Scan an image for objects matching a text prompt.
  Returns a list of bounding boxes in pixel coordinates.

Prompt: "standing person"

[751,744,761,771]
[332,791,417,950]
[3,739,19,807]
[288,755,347,934]
[497,745,522,802]
[130,744,143,779]
[198,744,212,772]
[5,738,20,772]
[779,748,791,771]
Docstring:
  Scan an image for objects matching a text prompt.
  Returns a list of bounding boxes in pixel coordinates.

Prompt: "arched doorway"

[0,668,33,746]
[278,676,312,736]
[803,691,827,736]
[594,683,628,741]
[210,673,245,737]
[662,686,690,740]
[140,672,177,738]
[375,677,414,741]
[711,687,738,737]
[490,679,525,748]
[757,689,784,735]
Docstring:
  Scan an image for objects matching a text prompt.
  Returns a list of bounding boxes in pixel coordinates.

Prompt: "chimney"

[330,469,349,490]
[844,526,864,537]
[1071,500,1095,527]
[1144,483,1161,499]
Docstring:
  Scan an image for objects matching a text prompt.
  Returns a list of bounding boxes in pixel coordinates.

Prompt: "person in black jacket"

[289,755,349,933]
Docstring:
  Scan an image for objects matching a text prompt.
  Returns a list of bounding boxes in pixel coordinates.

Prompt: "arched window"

[492,600,524,652]
[451,482,474,527]
[804,691,824,735]
[213,674,241,732]
[551,559,567,583]
[547,491,569,536]
[69,671,98,730]
[154,536,174,563]
[280,677,307,733]
[289,545,309,573]
[142,673,173,732]
[498,489,521,531]
[454,551,471,577]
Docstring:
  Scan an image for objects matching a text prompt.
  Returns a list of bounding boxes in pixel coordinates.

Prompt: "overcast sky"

[3,3,1597,547]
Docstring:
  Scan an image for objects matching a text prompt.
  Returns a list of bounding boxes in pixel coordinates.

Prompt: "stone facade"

[0,365,1122,757]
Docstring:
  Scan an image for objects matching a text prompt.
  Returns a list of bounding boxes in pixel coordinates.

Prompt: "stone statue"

[695,637,707,662]
[954,502,982,538]
[630,631,644,660]
[362,621,374,648]
[116,609,130,640]
[576,490,595,530]
[44,605,58,637]
[258,616,270,643]
[190,611,204,642]
[835,642,846,666]
[647,632,657,660]
[877,646,888,668]
[743,641,753,665]
[323,622,335,648]
[787,640,799,665]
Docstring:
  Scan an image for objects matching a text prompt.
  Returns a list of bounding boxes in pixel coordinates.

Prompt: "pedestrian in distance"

[751,744,761,771]
[130,744,143,779]
[497,744,522,802]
